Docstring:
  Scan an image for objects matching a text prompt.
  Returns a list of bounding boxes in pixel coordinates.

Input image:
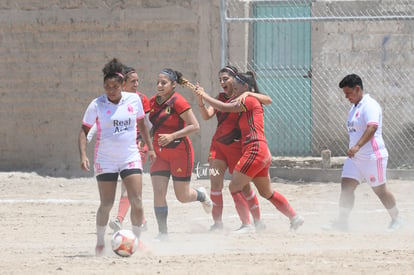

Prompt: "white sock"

[387,205,399,220]
[338,207,351,224]
[132,225,142,239]
[96,225,106,246]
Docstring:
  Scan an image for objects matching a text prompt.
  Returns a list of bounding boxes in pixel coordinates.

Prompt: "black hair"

[160,68,184,84]
[219,65,238,77]
[339,74,363,90]
[123,65,137,81]
[102,58,124,83]
[235,71,260,93]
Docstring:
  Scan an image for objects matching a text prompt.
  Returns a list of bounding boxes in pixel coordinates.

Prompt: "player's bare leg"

[322,177,359,232]
[173,179,212,213]
[123,173,144,239]
[109,183,129,232]
[372,184,402,231]
[254,176,303,231]
[152,175,169,239]
[95,180,117,255]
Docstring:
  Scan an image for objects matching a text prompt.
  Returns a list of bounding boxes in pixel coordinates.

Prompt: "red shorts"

[209,140,242,174]
[234,141,272,178]
[150,137,194,181]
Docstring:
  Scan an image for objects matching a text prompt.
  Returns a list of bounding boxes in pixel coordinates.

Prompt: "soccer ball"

[111,229,139,257]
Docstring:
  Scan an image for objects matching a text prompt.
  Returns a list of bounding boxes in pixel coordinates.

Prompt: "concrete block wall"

[311,1,414,161]
[225,0,414,165]
[0,0,221,176]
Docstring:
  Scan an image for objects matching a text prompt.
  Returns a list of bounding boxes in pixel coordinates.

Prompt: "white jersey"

[82,92,145,164]
[87,124,97,143]
[346,94,388,160]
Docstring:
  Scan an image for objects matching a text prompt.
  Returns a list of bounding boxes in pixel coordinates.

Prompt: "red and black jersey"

[235,96,271,178]
[239,96,267,146]
[137,91,150,114]
[149,91,191,147]
[212,93,241,145]
[136,91,150,141]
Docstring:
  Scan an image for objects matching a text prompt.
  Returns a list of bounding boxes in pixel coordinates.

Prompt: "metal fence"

[221,0,414,168]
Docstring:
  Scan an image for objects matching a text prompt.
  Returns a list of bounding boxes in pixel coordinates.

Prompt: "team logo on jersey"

[165,106,171,114]
[369,175,376,183]
[355,111,359,118]
[127,104,134,113]
[106,109,111,115]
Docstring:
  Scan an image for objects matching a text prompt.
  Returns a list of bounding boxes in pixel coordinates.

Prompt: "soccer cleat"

[197,187,213,214]
[254,220,266,232]
[387,217,403,232]
[95,245,105,256]
[233,223,255,234]
[322,220,348,232]
[109,218,122,232]
[209,221,224,232]
[290,215,304,231]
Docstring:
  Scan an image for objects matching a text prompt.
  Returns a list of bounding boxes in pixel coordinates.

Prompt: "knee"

[258,188,272,199]
[341,178,358,193]
[372,185,387,197]
[228,181,244,193]
[99,199,114,212]
[129,196,143,208]
[175,192,190,203]
[210,178,224,191]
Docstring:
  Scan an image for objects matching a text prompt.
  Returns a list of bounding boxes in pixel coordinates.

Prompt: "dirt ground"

[0,171,413,275]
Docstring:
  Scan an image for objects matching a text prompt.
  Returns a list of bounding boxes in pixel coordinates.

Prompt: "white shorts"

[94,159,142,176]
[341,157,387,187]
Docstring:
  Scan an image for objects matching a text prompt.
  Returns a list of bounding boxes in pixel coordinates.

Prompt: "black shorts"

[96,168,142,181]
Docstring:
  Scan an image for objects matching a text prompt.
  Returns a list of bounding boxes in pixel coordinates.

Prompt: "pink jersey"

[346,94,388,160]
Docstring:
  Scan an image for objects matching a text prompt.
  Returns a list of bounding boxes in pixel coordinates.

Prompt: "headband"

[125,69,136,75]
[235,74,247,85]
[223,66,237,76]
[160,69,177,82]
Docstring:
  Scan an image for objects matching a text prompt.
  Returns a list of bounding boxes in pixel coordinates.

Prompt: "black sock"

[196,189,206,202]
[154,206,168,234]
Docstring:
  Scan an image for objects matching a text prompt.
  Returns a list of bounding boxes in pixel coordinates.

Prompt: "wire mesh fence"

[222,0,414,168]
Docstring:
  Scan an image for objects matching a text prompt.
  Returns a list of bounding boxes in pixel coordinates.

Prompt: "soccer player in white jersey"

[78,58,155,256]
[327,74,402,232]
